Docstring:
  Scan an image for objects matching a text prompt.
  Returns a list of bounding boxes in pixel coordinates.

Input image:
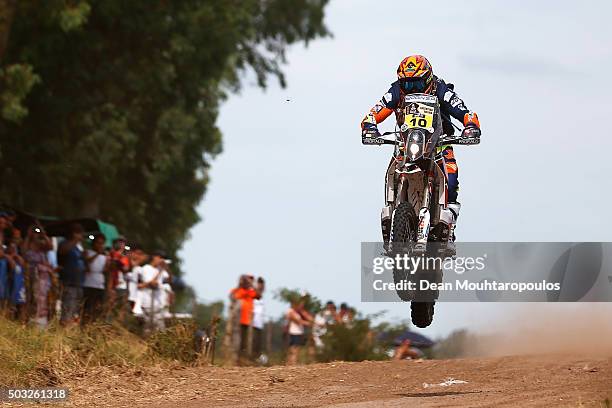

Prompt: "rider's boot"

[440,202,461,257]
[381,206,392,254]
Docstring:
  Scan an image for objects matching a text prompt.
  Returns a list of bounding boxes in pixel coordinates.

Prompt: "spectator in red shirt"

[230,275,261,362]
[108,236,130,321]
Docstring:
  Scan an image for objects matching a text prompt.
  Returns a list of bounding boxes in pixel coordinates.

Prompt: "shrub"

[317,318,385,362]
[146,321,199,363]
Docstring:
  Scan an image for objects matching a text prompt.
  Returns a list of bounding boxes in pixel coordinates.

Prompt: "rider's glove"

[463,112,480,128]
[461,125,481,139]
[362,127,383,145]
[462,111,481,139]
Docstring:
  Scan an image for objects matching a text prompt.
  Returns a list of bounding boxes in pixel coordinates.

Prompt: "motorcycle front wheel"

[391,201,437,328]
[390,202,417,302]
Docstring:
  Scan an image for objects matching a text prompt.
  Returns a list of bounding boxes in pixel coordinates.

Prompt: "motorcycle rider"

[360,55,481,251]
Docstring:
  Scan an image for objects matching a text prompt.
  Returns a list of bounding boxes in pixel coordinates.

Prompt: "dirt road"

[59,355,610,407]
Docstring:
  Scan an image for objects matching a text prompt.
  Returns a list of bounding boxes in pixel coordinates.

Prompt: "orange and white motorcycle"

[363,93,479,327]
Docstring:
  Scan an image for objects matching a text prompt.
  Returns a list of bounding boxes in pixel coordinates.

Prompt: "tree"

[275,287,322,312]
[0,0,16,61]
[0,1,330,272]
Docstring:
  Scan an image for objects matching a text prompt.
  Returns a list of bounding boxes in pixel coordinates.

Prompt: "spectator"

[312,301,338,349]
[158,259,174,318]
[108,236,130,321]
[393,337,424,360]
[23,225,54,328]
[0,244,10,314]
[137,249,166,333]
[126,243,146,313]
[338,302,351,324]
[346,307,356,328]
[0,212,9,246]
[252,277,266,361]
[45,237,60,322]
[285,296,312,365]
[7,242,26,321]
[82,233,109,325]
[320,301,339,325]
[57,223,86,326]
[230,275,260,362]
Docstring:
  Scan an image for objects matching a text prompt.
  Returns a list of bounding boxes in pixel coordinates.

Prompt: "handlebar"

[439,135,480,145]
[364,131,480,146]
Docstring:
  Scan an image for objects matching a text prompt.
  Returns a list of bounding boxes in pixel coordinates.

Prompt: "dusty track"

[57,355,611,407]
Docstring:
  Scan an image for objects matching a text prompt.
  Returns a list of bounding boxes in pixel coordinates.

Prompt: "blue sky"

[180,0,612,337]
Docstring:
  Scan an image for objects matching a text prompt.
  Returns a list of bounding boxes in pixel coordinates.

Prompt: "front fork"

[415,163,434,253]
[381,160,435,249]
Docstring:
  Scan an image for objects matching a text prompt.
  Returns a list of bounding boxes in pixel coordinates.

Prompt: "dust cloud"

[466,303,612,357]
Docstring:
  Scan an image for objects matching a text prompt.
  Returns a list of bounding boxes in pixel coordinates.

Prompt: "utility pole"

[222,298,238,366]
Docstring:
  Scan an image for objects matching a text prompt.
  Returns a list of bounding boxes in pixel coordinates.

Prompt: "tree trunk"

[0,0,16,62]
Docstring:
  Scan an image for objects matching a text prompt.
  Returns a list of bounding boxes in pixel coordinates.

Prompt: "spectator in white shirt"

[312,301,338,349]
[285,297,312,365]
[158,259,174,318]
[138,250,166,332]
[126,244,147,313]
[252,277,266,359]
[82,233,109,325]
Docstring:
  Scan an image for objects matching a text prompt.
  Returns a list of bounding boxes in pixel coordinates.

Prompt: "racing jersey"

[361,77,478,135]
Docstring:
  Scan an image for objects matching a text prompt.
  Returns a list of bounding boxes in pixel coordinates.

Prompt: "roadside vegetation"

[0,317,197,387]
[1,284,480,387]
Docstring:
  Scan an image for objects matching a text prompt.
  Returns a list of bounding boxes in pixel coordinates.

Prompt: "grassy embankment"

[0,317,199,387]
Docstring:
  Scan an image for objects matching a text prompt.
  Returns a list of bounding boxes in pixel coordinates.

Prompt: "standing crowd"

[0,211,174,332]
[227,274,357,366]
[286,298,355,365]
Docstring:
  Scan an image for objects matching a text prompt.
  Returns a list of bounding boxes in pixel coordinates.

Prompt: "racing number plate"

[404,95,435,129]
[404,102,434,129]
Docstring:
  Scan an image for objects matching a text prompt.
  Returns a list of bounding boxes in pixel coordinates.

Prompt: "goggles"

[400,77,428,93]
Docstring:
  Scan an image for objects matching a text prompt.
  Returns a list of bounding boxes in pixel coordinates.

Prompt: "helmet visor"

[400,77,428,93]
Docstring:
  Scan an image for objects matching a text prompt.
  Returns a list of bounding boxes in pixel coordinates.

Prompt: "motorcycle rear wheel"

[411,301,435,328]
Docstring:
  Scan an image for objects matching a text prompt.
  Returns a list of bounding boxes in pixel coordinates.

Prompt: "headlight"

[407,130,425,160]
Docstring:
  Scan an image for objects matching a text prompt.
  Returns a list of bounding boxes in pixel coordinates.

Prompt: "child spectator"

[82,233,108,325]
[58,223,86,326]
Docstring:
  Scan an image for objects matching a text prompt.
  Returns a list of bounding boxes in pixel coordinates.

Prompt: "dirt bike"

[363,93,479,328]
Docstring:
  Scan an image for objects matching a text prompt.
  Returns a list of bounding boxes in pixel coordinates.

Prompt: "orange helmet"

[397,55,434,94]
